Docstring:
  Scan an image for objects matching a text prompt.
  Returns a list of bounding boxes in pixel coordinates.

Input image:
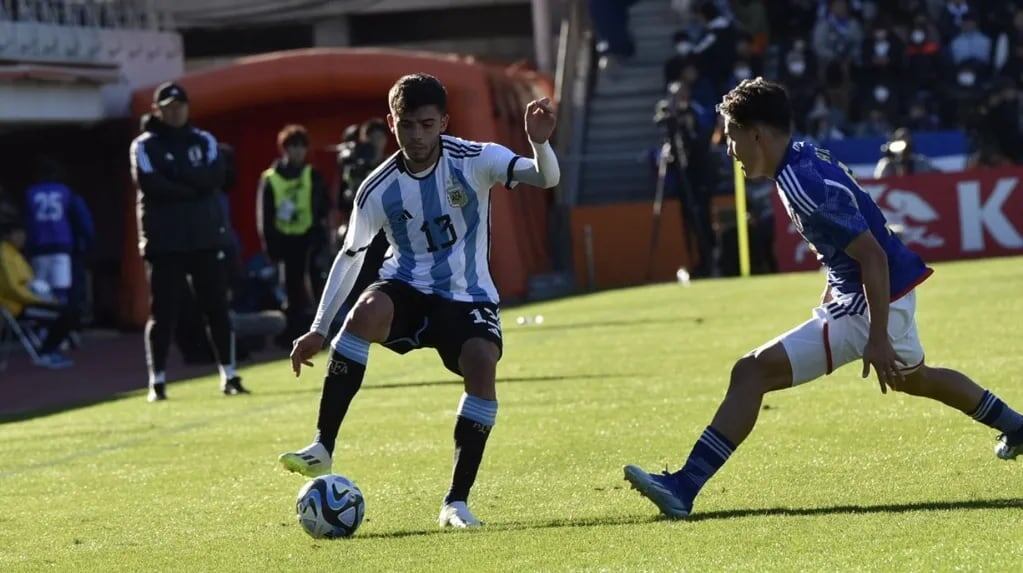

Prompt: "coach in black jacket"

[129,82,247,402]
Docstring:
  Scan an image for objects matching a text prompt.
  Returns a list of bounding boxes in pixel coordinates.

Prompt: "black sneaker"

[222,376,250,396]
[148,383,167,402]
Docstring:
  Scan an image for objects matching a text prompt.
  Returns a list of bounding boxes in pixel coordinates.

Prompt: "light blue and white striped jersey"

[343,134,523,304]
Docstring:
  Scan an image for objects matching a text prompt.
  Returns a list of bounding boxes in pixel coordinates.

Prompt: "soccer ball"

[295,474,366,539]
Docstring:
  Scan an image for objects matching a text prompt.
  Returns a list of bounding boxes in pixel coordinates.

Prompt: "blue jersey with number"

[773,140,932,300]
[24,182,74,254]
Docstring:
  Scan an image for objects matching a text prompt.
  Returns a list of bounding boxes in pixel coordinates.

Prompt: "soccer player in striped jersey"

[625,78,1023,519]
[279,74,560,528]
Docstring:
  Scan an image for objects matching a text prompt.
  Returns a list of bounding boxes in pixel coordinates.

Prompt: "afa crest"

[446,179,469,208]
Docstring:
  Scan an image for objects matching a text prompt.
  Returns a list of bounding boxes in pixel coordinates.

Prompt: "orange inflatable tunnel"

[121,49,554,327]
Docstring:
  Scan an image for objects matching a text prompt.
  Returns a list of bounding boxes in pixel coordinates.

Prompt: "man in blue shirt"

[624,77,1023,519]
[23,159,77,303]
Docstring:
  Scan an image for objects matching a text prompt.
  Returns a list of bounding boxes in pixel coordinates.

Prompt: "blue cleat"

[623,464,693,519]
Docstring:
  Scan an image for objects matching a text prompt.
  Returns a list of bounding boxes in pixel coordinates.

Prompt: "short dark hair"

[277,124,309,150]
[717,77,792,132]
[388,74,447,116]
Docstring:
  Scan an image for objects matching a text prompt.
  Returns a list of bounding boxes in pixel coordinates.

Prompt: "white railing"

[0,0,180,68]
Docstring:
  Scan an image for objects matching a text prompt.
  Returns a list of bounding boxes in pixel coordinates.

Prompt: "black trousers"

[273,235,314,339]
[145,250,233,373]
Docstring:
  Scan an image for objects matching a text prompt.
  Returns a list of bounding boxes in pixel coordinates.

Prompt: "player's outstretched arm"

[514,98,561,189]
[293,196,382,376]
[290,248,368,377]
[845,230,904,392]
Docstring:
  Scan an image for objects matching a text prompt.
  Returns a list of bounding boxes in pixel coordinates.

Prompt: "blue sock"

[672,426,735,498]
[971,390,1023,438]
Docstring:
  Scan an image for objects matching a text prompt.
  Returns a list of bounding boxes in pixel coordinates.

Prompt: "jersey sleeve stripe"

[778,169,814,214]
[355,159,399,208]
[505,156,522,188]
[823,178,860,207]
[441,137,483,152]
[130,138,154,174]
[783,166,818,210]
[196,129,218,161]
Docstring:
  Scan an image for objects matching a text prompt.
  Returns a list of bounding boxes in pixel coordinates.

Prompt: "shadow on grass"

[505,316,704,335]
[687,497,1023,522]
[253,373,637,398]
[354,498,1023,539]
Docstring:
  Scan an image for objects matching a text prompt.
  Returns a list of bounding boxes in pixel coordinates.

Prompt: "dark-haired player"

[624,77,1023,518]
[279,74,560,528]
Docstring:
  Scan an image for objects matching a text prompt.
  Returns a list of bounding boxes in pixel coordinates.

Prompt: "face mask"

[676,41,692,56]
[875,41,890,58]
[734,65,752,80]
[788,59,807,75]
[958,70,976,86]
[912,29,926,43]
[874,85,890,103]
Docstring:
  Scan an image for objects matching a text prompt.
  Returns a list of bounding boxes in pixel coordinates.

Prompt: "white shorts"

[30,253,72,290]
[759,289,925,386]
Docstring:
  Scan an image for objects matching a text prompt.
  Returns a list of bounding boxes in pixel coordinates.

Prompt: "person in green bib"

[257,124,329,345]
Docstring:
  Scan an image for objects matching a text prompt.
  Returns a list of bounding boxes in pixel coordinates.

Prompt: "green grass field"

[2,257,1022,571]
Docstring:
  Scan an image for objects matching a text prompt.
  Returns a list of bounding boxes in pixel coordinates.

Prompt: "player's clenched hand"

[525,97,557,143]
[291,331,325,377]
[861,336,905,394]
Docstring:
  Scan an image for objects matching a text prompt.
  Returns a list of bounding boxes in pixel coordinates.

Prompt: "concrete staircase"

[578,0,679,204]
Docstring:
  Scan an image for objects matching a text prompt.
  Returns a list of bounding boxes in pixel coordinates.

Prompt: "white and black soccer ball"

[295,474,365,539]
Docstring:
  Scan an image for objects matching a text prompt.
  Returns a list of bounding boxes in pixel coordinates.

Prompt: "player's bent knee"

[344,294,393,340]
[729,356,766,393]
[459,339,499,372]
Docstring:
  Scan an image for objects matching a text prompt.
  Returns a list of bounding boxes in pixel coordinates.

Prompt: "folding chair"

[0,307,43,370]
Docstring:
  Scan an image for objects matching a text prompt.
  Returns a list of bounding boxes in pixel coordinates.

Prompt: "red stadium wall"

[121,49,553,327]
[773,167,1023,272]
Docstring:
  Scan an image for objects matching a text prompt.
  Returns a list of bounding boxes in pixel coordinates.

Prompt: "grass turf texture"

[2,257,1021,571]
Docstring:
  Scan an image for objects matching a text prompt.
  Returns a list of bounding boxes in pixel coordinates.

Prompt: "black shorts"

[365,279,503,376]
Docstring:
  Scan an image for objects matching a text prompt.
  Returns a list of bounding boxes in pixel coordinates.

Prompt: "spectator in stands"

[950,14,992,67]
[905,13,944,94]
[129,82,246,401]
[995,8,1023,78]
[975,77,1023,162]
[807,91,850,141]
[765,0,817,44]
[938,0,973,42]
[0,225,76,369]
[779,38,818,132]
[257,124,329,346]
[691,2,738,95]
[874,128,937,178]
[732,0,770,57]
[905,95,943,131]
[812,0,864,71]
[860,25,905,85]
[589,0,640,71]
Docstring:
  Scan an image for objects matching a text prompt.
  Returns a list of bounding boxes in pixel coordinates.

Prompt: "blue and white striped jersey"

[774,140,932,303]
[343,134,523,304]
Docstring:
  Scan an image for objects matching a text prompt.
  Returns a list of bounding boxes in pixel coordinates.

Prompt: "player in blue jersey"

[278,74,560,528]
[624,78,1023,519]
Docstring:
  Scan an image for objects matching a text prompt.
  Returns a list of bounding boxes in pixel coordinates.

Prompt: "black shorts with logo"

[364,279,503,375]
